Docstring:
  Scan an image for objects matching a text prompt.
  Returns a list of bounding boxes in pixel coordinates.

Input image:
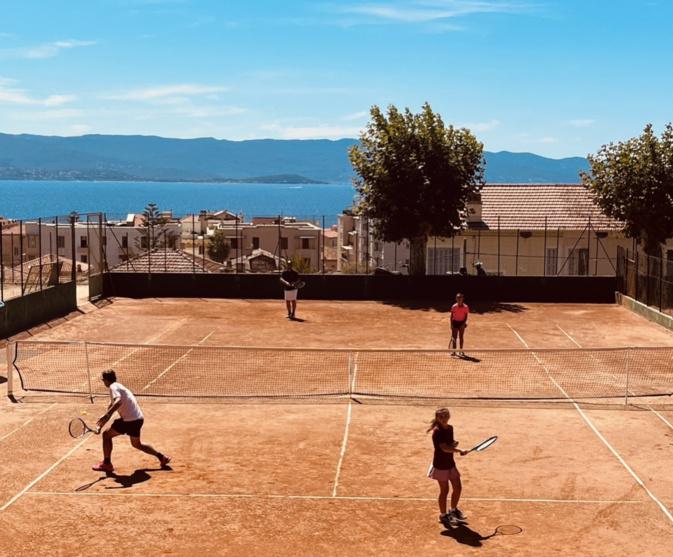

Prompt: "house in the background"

[338,184,631,276]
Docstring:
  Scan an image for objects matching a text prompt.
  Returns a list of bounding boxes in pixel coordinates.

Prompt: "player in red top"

[450,293,469,357]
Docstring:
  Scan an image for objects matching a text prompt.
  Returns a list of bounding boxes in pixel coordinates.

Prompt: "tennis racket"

[490,525,522,537]
[68,417,100,438]
[466,436,497,454]
[293,280,306,289]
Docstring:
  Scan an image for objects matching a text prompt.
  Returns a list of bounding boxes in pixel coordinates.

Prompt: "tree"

[582,123,673,255]
[349,103,484,275]
[136,203,177,252]
[207,229,231,263]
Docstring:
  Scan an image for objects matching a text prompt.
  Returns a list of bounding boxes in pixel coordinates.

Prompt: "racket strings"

[495,525,523,535]
[68,418,87,438]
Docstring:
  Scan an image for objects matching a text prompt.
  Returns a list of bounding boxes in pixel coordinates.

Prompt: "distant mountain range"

[0,133,590,184]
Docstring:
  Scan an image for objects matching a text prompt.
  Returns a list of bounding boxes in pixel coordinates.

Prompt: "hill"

[0,133,589,183]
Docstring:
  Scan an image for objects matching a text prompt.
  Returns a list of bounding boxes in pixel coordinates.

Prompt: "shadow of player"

[441,524,488,547]
[289,316,306,322]
[106,467,168,489]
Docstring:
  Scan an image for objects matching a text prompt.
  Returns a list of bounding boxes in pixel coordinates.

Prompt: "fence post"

[38,217,43,291]
[646,254,650,306]
[497,216,501,276]
[69,213,77,283]
[347,351,353,398]
[84,341,94,403]
[0,221,4,301]
[55,216,60,285]
[6,342,13,400]
[543,217,548,276]
[659,253,664,312]
[515,229,519,276]
[624,347,630,406]
[19,220,24,295]
[635,250,640,301]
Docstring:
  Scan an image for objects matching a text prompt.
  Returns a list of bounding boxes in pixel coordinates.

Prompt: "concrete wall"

[0,282,77,339]
[103,273,617,303]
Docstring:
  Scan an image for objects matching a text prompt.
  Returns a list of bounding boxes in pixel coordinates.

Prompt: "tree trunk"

[409,236,427,276]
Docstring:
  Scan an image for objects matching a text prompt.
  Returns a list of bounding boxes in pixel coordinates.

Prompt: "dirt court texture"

[2,298,673,556]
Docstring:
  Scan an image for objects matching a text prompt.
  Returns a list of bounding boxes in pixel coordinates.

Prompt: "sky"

[0,0,672,158]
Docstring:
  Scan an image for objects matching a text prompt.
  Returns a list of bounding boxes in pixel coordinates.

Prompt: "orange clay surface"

[2,298,673,556]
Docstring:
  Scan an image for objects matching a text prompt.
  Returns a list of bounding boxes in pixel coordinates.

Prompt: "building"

[338,184,631,276]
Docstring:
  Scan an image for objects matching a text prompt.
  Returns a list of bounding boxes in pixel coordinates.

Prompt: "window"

[545,248,558,276]
[80,236,88,248]
[301,238,311,250]
[13,247,19,257]
[568,248,589,276]
[57,235,65,249]
[28,236,37,249]
[81,254,88,263]
[140,236,149,249]
[198,245,204,255]
[427,247,461,275]
[252,237,260,250]
[229,238,239,250]
[122,235,128,249]
[280,237,288,250]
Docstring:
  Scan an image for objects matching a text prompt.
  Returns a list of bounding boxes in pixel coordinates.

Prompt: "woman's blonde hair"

[427,407,450,433]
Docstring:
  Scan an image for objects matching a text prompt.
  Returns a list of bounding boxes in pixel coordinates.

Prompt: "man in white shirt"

[92,369,171,473]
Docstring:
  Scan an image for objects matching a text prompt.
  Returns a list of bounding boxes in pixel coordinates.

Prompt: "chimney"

[466,193,482,223]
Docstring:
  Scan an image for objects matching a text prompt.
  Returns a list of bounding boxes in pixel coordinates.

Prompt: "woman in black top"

[427,407,467,526]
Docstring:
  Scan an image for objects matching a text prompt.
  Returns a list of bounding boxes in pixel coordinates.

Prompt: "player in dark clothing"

[427,407,467,526]
[280,260,300,319]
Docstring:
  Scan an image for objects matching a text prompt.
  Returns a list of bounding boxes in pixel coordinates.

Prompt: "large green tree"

[582,123,673,255]
[349,103,484,275]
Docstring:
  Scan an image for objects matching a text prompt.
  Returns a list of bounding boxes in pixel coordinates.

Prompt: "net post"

[6,342,14,400]
[624,348,630,406]
[84,341,94,403]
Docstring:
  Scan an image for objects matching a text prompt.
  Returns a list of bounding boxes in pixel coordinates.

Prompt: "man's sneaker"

[439,513,453,527]
[159,455,172,468]
[451,509,468,523]
[92,461,114,473]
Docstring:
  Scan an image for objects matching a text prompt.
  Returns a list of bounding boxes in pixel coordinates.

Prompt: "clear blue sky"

[1,0,671,158]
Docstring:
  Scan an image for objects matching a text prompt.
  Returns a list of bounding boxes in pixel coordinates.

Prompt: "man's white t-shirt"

[109,382,144,422]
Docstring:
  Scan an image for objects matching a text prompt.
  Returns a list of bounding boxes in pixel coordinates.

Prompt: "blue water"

[0,180,357,224]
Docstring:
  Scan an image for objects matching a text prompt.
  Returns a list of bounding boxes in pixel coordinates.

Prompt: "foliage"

[582,123,673,254]
[207,229,231,263]
[287,254,313,273]
[349,103,484,275]
[136,203,177,251]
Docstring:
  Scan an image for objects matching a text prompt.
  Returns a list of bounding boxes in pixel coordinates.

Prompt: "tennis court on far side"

[2,298,673,555]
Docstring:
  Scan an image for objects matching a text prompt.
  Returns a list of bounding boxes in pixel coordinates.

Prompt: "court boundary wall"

[616,291,673,332]
[0,282,76,340]
[103,273,617,302]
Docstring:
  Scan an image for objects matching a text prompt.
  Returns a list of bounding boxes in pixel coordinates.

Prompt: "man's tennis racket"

[68,418,100,438]
[466,436,497,454]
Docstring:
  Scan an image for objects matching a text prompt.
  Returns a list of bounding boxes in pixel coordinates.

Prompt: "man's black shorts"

[111,418,144,437]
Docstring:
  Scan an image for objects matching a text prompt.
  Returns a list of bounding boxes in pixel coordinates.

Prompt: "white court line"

[331,352,358,497]
[509,324,673,524]
[0,403,56,443]
[24,491,644,505]
[140,331,214,392]
[0,435,91,511]
[556,324,673,432]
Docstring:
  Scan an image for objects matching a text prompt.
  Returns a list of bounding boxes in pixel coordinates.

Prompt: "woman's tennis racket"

[293,280,306,289]
[68,417,100,438]
[466,436,497,454]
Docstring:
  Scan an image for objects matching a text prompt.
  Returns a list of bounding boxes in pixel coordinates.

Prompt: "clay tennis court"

[2,299,673,555]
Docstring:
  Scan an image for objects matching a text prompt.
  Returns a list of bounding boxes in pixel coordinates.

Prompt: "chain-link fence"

[618,247,673,316]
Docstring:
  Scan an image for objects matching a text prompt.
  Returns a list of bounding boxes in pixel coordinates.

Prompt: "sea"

[0,180,357,225]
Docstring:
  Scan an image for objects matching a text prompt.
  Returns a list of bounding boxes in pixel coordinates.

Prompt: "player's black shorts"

[111,418,144,437]
[451,319,467,330]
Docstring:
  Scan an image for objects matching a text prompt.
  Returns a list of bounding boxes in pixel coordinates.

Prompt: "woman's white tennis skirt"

[427,464,460,481]
[284,289,298,301]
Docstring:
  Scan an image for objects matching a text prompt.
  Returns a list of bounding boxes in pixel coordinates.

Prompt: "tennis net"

[6,340,673,403]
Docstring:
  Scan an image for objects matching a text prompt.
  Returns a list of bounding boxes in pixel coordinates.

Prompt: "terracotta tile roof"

[477,184,622,230]
[110,249,216,273]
